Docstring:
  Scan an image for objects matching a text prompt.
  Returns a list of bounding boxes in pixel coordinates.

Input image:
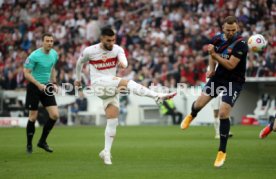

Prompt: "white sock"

[127,80,157,98]
[214,117,220,136]
[104,118,118,153]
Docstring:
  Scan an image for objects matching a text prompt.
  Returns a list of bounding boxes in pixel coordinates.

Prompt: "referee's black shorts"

[25,83,57,110]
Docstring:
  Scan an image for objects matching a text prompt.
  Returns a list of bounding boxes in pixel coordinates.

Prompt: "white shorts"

[91,76,121,109]
[211,95,222,110]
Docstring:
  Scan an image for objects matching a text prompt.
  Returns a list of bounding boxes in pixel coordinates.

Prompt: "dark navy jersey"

[210,33,248,83]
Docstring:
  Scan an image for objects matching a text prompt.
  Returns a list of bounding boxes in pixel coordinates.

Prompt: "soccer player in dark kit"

[180,16,248,168]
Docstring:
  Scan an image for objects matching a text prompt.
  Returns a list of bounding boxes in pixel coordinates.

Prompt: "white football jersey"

[77,43,127,80]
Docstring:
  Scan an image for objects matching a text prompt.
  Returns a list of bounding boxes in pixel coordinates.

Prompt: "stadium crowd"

[0,0,275,90]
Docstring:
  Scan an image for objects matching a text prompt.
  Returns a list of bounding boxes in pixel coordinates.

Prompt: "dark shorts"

[25,83,57,110]
[203,77,243,107]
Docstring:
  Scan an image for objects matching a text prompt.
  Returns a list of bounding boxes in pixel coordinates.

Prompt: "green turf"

[0,125,275,179]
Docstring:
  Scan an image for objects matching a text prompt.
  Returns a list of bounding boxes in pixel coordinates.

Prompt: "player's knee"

[29,112,38,121]
[105,104,119,119]
[118,79,128,87]
[49,113,59,120]
[105,109,119,118]
[29,117,37,122]
[106,113,119,119]
[218,110,230,119]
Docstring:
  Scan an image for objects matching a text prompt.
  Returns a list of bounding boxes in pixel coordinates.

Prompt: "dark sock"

[191,101,200,118]
[219,118,230,153]
[269,122,274,131]
[26,120,35,146]
[39,118,56,143]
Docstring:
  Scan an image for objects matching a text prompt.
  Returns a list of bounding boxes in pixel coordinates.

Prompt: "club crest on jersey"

[102,55,108,61]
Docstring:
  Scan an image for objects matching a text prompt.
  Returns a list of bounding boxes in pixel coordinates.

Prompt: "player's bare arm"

[117,47,128,68]
[50,68,57,84]
[206,55,216,78]
[75,48,89,88]
[50,67,58,92]
[23,68,46,91]
[208,44,240,70]
[117,60,128,68]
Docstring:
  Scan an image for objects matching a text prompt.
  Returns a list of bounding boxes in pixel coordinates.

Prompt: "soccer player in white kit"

[74,27,176,165]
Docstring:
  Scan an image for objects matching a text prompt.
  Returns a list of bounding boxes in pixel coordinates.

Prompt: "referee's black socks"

[26,120,35,146]
[219,118,230,153]
[39,118,56,143]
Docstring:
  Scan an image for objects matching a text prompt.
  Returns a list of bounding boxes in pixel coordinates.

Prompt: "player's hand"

[117,61,125,68]
[74,80,82,87]
[207,44,215,55]
[53,83,58,92]
[37,84,46,91]
[117,61,122,68]
[206,70,215,78]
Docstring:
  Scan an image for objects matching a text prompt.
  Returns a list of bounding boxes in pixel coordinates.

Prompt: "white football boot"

[155,92,177,105]
[99,150,112,165]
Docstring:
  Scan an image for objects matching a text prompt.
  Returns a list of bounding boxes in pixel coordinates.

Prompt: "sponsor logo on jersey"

[89,57,118,70]
[221,54,229,59]
[237,51,243,55]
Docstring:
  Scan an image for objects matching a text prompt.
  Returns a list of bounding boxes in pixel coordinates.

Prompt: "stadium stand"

[254,93,271,120]
[0,0,275,90]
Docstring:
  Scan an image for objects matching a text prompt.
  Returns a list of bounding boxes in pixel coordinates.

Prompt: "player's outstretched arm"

[117,47,128,68]
[75,48,89,84]
[207,56,217,78]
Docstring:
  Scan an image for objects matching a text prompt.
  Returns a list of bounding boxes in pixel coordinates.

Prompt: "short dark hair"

[42,33,53,41]
[101,27,115,36]
[223,16,238,25]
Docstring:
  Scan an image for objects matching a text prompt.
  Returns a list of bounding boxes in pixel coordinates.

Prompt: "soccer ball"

[247,34,267,52]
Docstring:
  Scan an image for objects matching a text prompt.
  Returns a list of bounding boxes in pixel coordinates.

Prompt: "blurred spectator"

[61,70,75,95]
[71,90,88,123]
[75,90,88,112]
[160,99,183,125]
[3,70,17,89]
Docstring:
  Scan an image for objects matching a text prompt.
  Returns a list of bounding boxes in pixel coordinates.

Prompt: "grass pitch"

[0,125,275,179]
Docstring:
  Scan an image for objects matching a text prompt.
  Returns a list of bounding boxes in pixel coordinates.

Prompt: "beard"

[226,32,238,41]
[43,46,52,53]
[225,34,234,41]
[44,45,52,50]
[103,44,113,51]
